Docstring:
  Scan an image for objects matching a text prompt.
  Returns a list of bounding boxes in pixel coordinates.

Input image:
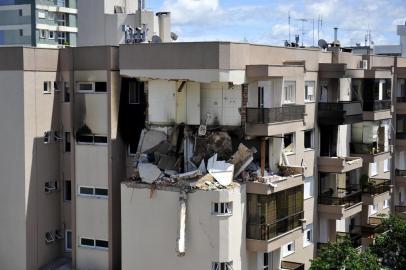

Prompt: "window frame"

[43,81,52,93]
[45,180,58,193]
[282,241,295,257]
[212,202,233,216]
[48,30,55,40]
[304,176,314,199]
[304,80,315,102]
[65,230,72,251]
[283,80,296,104]
[304,129,314,150]
[39,29,47,39]
[64,180,71,201]
[303,224,313,247]
[283,132,295,155]
[80,237,95,248]
[77,81,108,93]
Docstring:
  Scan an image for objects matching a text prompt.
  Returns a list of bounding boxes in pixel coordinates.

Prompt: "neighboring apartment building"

[0,0,78,47]
[0,41,405,269]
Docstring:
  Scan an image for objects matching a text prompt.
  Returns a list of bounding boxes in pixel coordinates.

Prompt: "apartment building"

[0,40,405,269]
[0,0,78,47]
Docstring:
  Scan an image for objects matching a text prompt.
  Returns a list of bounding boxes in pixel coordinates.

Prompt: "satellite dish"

[318,39,328,49]
[151,35,162,43]
[171,32,178,41]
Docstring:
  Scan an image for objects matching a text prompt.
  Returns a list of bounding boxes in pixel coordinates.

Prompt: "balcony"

[337,229,362,249]
[350,142,391,163]
[281,261,305,270]
[318,101,363,126]
[318,156,363,173]
[397,97,406,114]
[362,100,392,121]
[318,189,363,219]
[245,106,305,136]
[362,179,392,205]
[395,205,406,220]
[246,212,304,252]
[246,166,304,195]
[395,169,406,187]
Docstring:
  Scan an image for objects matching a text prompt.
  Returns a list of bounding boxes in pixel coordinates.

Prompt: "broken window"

[213,202,232,215]
[95,240,108,249]
[212,262,233,270]
[283,81,296,104]
[283,133,295,154]
[304,129,314,150]
[43,81,52,93]
[129,80,141,104]
[45,181,58,193]
[64,82,70,102]
[80,238,95,248]
[64,180,71,201]
[305,81,315,102]
[45,232,55,244]
[65,230,72,251]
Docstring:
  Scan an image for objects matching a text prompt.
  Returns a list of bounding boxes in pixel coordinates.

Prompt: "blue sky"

[145,0,406,47]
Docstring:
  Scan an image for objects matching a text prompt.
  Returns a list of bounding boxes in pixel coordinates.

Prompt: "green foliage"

[310,238,380,270]
[370,215,406,269]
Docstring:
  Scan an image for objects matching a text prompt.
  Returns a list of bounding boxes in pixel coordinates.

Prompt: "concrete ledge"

[362,110,392,121]
[245,120,305,137]
[351,151,391,164]
[246,175,304,195]
[362,190,391,206]
[318,202,363,220]
[318,156,363,173]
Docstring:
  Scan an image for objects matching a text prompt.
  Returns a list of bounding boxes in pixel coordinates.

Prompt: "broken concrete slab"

[138,163,162,183]
[207,154,234,186]
[228,144,254,178]
[137,129,167,153]
[171,170,202,181]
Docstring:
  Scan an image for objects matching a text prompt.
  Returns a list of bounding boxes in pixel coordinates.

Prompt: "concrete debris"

[157,154,177,171]
[207,154,234,186]
[138,163,162,183]
[137,129,167,153]
[171,170,202,180]
[192,131,233,164]
[228,144,255,178]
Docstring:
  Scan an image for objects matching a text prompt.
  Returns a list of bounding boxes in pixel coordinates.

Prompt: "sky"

[145,0,406,47]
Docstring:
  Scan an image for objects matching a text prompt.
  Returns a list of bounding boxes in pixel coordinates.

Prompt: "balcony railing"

[247,211,304,240]
[363,100,391,111]
[318,190,362,208]
[281,261,305,270]
[362,179,391,195]
[318,101,363,125]
[350,142,386,155]
[396,169,406,176]
[246,105,305,124]
[318,101,362,115]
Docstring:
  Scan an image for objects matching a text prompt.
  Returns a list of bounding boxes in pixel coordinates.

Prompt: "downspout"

[176,189,187,256]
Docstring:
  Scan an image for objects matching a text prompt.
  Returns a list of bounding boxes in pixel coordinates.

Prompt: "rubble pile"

[129,125,305,190]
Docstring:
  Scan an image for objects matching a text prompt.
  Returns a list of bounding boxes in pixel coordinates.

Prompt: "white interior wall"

[337,125,350,157]
[339,78,351,101]
[148,80,176,124]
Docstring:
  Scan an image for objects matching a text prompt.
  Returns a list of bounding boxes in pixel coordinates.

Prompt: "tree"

[310,238,381,270]
[370,215,406,269]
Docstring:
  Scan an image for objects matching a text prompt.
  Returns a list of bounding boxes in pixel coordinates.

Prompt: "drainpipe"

[176,189,187,256]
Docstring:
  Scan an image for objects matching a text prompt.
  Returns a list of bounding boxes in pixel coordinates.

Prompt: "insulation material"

[207,154,234,186]
[148,80,176,124]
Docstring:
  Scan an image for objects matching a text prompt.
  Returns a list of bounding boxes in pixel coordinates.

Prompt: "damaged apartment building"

[1,24,406,270]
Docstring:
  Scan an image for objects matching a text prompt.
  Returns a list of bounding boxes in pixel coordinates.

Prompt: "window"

[65,230,72,251]
[64,180,71,201]
[77,82,94,92]
[284,133,295,154]
[305,81,315,102]
[48,12,55,20]
[213,202,232,215]
[384,159,390,172]
[95,240,109,249]
[128,143,137,156]
[370,162,378,176]
[57,31,67,45]
[54,81,60,91]
[95,82,107,92]
[53,131,62,142]
[283,81,296,104]
[79,186,94,196]
[282,241,295,257]
[64,132,71,152]
[212,262,233,270]
[56,13,66,26]
[19,29,23,36]
[43,131,51,144]
[304,129,314,150]
[129,81,141,104]
[369,203,378,216]
[39,29,47,39]
[45,232,55,244]
[304,176,314,199]
[383,199,389,209]
[80,238,95,248]
[95,188,108,198]
[77,134,108,145]
[64,82,70,102]
[38,11,46,19]
[263,253,269,270]
[48,30,55,40]
[303,224,313,247]
[45,181,58,193]
[43,81,52,93]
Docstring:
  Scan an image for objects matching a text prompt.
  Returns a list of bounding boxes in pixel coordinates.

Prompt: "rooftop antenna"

[297,18,308,47]
[312,18,315,47]
[288,11,291,42]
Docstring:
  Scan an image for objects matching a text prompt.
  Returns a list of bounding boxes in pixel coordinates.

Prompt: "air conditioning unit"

[360,60,368,70]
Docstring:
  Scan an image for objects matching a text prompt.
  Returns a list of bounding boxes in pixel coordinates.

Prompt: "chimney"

[334,27,338,43]
[156,12,171,42]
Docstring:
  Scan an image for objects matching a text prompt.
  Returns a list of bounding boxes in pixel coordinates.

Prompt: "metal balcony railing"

[350,142,386,155]
[396,169,406,177]
[281,261,305,270]
[318,101,362,116]
[247,211,304,240]
[246,105,305,124]
[318,190,362,208]
[362,179,391,195]
[363,100,391,111]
